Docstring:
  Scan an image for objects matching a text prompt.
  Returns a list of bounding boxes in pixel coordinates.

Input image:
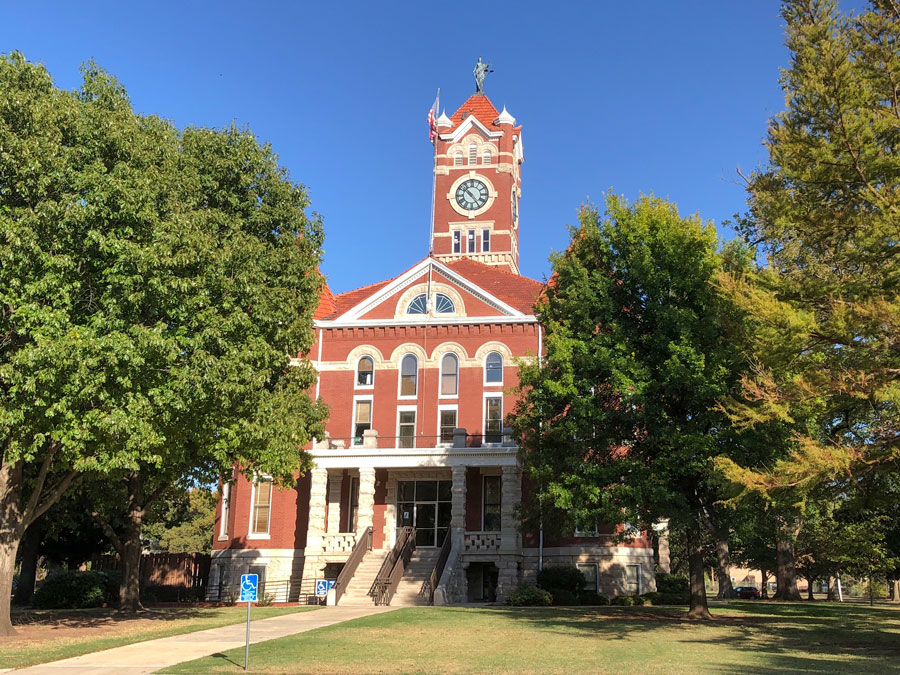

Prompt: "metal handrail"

[426,532,453,605]
[369,526,416,605]
[332,526,372,605]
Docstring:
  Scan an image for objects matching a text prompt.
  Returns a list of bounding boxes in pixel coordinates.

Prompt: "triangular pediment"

[322,258,529,325]
[439,115,503,143]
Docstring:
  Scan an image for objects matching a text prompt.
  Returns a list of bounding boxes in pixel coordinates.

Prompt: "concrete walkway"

[15,605,397,674]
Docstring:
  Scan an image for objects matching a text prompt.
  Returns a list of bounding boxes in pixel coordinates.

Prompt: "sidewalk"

[13,605,397,674]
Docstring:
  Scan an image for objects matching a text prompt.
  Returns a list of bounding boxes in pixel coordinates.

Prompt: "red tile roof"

[320,256,542,321]
[444,258,542,314]
[313,272,336,320]
[448,93,501,130]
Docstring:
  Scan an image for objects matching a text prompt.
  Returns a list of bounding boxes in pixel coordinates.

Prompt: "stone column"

[654,521,671,574]
[306,467,328,552]
[450,465,467,549]
[357,468,376,536]
[500,465,522,552]
[326,472,342,534]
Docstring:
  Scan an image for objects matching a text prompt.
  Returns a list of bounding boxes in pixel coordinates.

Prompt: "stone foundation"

[208,549,305,602]
[522,546,656,597]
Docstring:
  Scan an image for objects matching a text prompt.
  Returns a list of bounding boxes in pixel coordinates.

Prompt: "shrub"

[632,594,647,606]
[33,570,118,609]
[610,594,635,606]
[578,592,609,606]
[655,573,689,595]
[536,566,586,595]
[548,588,578,606]
[507,585,552,606]
[257,591,275,607]
[640,592,662,605]
[659,590,690,605]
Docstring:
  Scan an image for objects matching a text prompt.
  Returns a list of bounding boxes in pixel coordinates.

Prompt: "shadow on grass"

[11,607,212,629]
[208,652,245,669]
[470,602,900,673]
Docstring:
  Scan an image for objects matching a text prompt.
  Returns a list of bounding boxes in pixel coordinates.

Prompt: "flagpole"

[426,89,439,312]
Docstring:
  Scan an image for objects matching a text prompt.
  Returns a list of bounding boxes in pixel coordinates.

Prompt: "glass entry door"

[397,480,451,547]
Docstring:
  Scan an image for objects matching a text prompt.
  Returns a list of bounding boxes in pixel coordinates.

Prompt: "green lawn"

[163,602,900,674]
[2,605,320,670]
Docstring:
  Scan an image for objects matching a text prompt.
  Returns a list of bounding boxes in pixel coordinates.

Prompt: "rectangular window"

[398,410,416,449]
[219,480,231,539]
[467,229,476,253]
[452,230,461,253]
[577,563,599,593]
[626,564,641,595]
[439,408,457,444]
[483,475,501,531]
[353,399,372,445]
[251,479,272,535]
[346,476,359,532]
[484,396,502,444]
[481,229,490,252]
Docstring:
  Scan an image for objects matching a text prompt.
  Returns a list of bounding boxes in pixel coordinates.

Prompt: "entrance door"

[397,480,451,548]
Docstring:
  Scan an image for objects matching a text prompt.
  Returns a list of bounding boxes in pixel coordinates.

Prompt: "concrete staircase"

[391,550,439,606]
[337,550,388,606]
[336,548,439,607]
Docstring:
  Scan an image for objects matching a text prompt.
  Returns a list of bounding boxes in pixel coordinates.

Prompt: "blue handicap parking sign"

[240,573,258,602]
[315,579,336,597]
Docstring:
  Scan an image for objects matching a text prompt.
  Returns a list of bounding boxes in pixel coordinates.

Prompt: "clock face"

[455,179,489,211]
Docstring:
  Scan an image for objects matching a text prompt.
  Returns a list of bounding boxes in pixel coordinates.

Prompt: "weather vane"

[473,57,493,93]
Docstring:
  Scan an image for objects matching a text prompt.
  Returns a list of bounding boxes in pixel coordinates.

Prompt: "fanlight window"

[357,356,374,386]
[482,150,492,165]
[454,151,463,166]
[406,293,455,315]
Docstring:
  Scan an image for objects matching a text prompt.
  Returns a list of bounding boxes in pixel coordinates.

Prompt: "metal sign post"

[239,574,258,671]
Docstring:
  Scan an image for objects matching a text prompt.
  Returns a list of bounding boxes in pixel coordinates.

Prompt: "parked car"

[733,586,761,599]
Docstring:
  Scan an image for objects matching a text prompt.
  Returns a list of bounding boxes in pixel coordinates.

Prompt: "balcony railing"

[464,531,502,552]
[316,427,516,451]
[321,533,357,554]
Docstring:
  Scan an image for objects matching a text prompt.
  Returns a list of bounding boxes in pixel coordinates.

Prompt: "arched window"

[468,142,477,165]
[434,293,455,314]
[356,356,374,387]
[407,294,428,314]
[400,354,418,397]
[482,150,491,166]
[441,353,458,396]
[485,351,503,384]
[454,151,463,166]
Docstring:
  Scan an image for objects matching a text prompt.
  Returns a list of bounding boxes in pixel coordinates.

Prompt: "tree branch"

[91,508,125,558]
[24,471,80,529]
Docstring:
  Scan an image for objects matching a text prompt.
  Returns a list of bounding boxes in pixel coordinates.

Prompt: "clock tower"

[430,83,524,274]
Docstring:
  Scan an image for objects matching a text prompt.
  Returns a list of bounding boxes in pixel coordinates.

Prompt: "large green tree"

[514,194,763,619]
[0,54,326,632]
[718,0,900,493]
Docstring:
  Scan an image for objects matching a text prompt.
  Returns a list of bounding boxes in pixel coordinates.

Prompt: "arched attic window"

[482,149,492,165]
[441,353,458,396]
[406,293,455,315]
[454,151,463,166]
[485,351,503,384]
[468,142,477,165]
[356,356,374,387]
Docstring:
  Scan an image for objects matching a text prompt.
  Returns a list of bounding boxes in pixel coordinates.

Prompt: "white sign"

[315,579,336,597]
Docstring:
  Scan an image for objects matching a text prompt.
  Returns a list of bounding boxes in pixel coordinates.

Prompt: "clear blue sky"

[0,1,865,292]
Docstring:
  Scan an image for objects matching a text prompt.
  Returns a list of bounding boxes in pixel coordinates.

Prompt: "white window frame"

[626,564,642,595]
[484,351,504,386]
[248,476,273,539]
[398,353,418,400]
[352,395,374,446]
[481,229,490,252]
[218,478,232,540]
[577,563,599,593]
[574,520,600,537]
[454,151,463,166]
[452,230,461,253]
[483,392,503,445]
[437,404,458,447]
[482,149,492,166]
[354,354,375,390]
[396,405,417,449]
[439,352,459,399]
[467,229,476,253]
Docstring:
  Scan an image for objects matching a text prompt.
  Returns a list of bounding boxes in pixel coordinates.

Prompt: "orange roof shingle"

[447,93,501,131]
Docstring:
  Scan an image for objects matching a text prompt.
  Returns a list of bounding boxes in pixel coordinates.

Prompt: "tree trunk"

[12,524,40,606]
[761,569,769,599]
[119,473,145,611]
[687,522,712,619]
[773,526,801,601]
[889,579,900,603]
[715,534,733,600]
[827,577,837,601]
[806,575,814,602]
[0,458,25,636]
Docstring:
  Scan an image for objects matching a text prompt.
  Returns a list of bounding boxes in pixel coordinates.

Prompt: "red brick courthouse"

[210,76,658,605]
